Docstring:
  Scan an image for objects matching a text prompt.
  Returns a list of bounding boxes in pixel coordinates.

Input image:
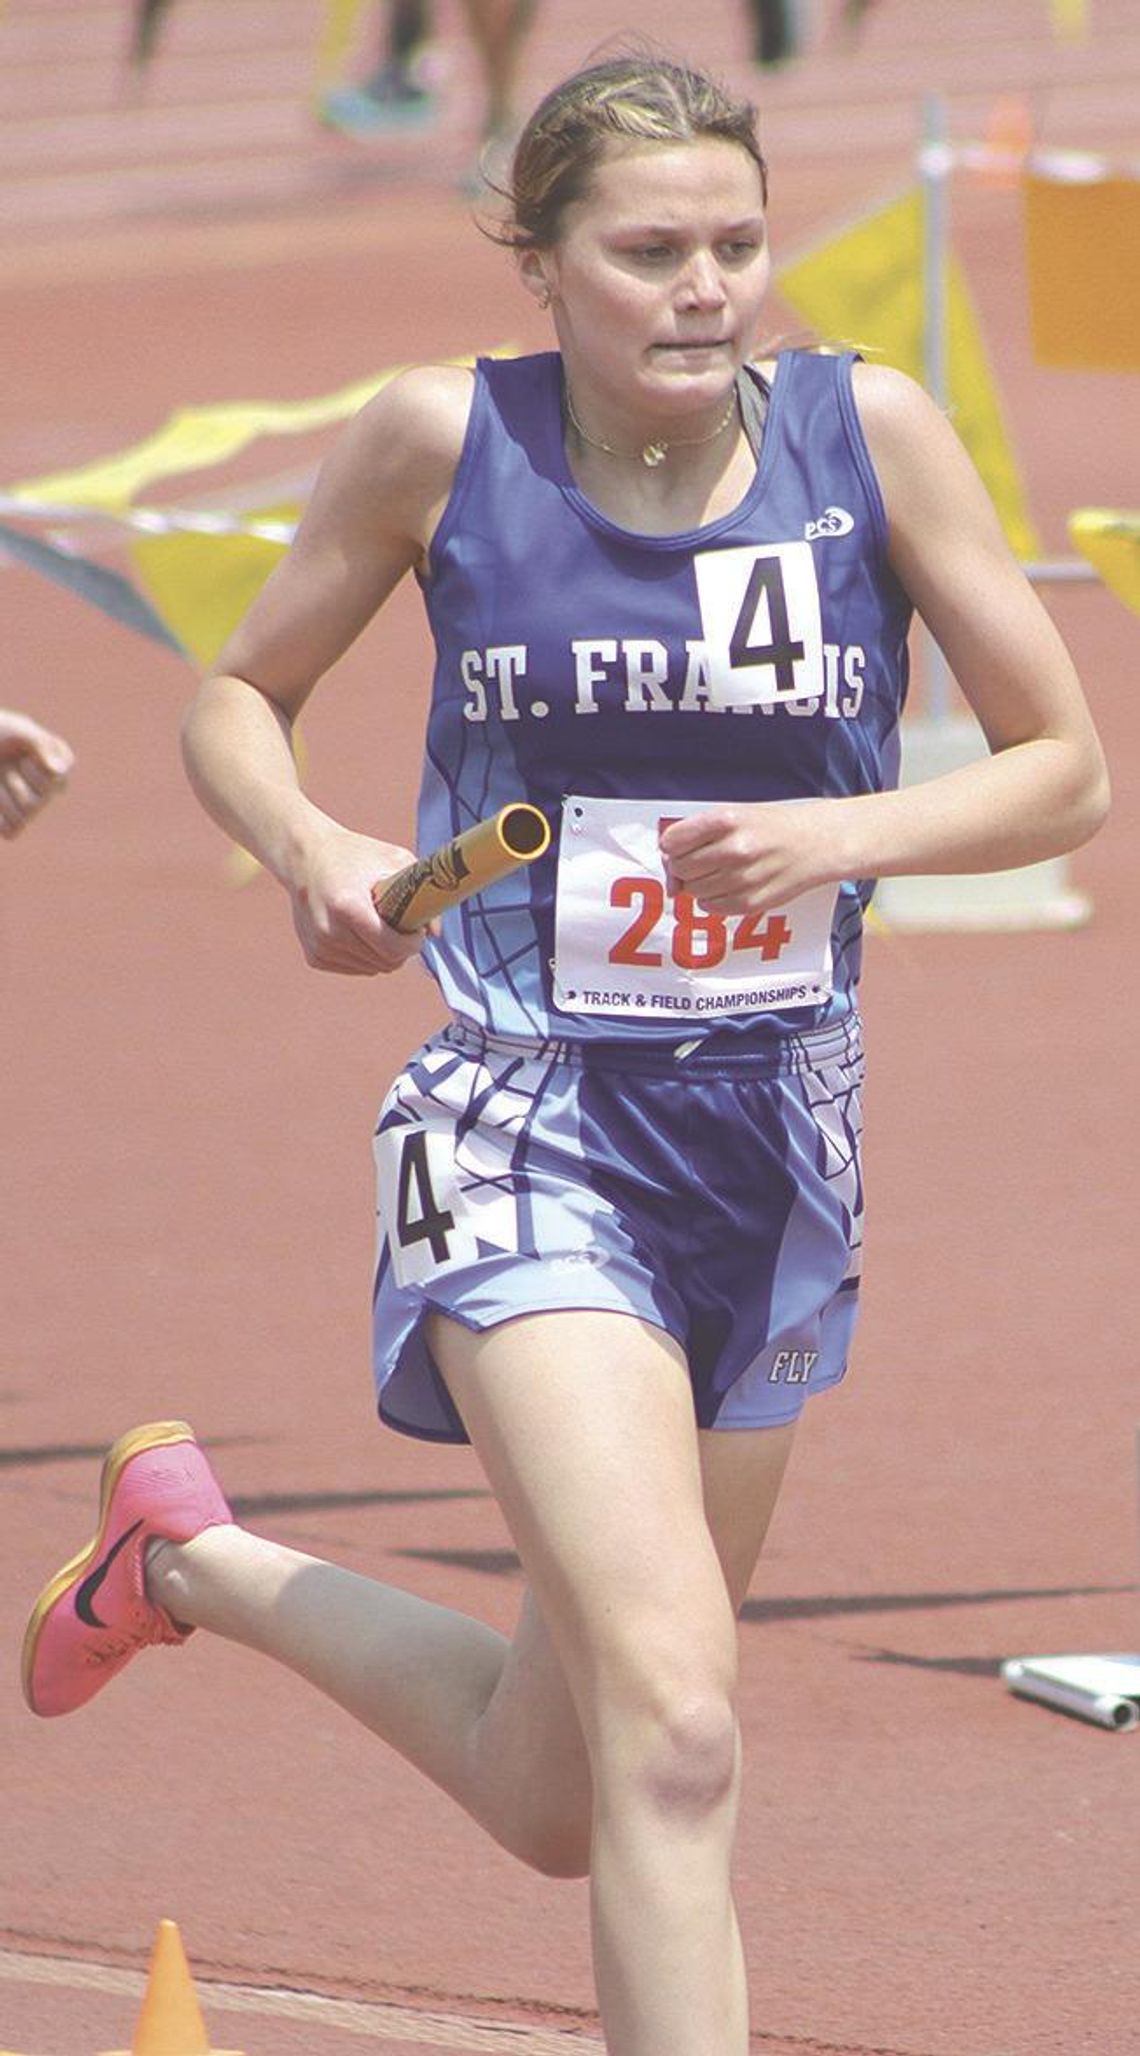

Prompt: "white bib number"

[552,795,835,1023]
[695,541,824,707]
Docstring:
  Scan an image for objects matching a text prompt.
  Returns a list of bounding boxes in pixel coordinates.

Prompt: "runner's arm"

[181,366,472,971]
[664,365,1108,913]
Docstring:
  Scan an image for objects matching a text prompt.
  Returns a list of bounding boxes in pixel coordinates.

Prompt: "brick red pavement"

[2,5,1138,2053]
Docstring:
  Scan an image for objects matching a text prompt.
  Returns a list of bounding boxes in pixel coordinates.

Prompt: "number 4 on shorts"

[396,1129,455,1262]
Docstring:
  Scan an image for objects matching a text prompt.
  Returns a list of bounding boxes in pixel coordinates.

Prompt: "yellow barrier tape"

[6,352,515,520]
[8,368,407,513]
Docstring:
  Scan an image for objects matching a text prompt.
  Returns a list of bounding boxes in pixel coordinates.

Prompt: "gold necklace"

[564,384,739,469]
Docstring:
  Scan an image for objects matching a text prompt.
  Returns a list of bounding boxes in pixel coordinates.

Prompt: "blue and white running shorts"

[372,1015,865,1442]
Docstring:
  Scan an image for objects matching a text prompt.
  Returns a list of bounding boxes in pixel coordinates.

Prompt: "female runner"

[24,55,1108,2056]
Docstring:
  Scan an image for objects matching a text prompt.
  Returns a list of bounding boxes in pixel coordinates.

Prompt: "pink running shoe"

[22,1420,233,1718]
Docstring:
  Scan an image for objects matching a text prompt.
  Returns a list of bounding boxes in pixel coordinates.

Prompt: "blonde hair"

[491,56,768,251]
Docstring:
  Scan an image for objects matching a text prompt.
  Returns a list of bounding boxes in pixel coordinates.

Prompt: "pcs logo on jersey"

[804,506,856,542]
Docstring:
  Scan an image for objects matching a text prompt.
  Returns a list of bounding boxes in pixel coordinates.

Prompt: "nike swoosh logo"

[75,1519,144,1628]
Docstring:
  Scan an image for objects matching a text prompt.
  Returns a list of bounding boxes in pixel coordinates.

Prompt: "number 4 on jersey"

[729,556,806,699]
[695,540,824,707]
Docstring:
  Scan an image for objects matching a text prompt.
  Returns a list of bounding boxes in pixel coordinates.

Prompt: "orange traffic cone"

[101,1920,245,2056]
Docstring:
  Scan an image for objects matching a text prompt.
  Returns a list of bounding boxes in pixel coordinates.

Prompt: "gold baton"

[372,803,551,934]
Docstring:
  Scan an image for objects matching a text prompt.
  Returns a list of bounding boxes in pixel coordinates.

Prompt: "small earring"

[537,283,552,309]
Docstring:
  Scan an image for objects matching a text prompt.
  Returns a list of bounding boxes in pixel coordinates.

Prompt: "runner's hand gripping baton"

[372,803,551,933]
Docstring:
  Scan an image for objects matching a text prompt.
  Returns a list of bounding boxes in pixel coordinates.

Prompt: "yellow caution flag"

[776,188,1041,560]
[1068,509,1140,615]
[1048,0,1088,40]
[128,505,296,669]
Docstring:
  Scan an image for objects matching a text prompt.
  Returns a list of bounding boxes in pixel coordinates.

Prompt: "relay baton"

[372,803,551,933]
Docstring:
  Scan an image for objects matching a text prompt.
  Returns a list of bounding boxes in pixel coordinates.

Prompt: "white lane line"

[0,1948,603,2053]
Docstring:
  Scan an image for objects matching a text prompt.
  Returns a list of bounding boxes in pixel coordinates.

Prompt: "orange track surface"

[2,5,1138,2052]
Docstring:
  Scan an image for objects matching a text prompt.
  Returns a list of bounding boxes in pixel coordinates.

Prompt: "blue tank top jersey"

[413,348,912,1043]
